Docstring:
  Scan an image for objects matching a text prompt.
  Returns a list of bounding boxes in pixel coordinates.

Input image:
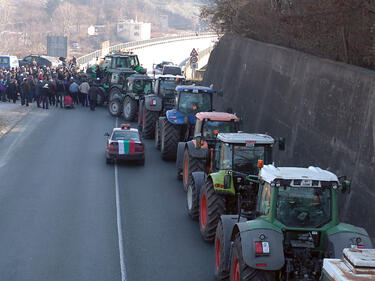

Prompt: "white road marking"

[115,117,128,281]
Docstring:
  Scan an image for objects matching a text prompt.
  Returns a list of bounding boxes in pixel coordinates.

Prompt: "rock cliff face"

[204,34,375,241]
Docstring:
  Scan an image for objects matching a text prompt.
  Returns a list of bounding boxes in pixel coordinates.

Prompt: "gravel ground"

[0,103,33,138]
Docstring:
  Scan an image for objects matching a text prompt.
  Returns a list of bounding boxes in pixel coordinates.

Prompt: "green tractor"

[101,68,135,107]
[215,165,373,281]
[137,74,185,139]
[175,112,240,191]
[187,132,284,242]
[100,52,144,73]
[107,74,153,119]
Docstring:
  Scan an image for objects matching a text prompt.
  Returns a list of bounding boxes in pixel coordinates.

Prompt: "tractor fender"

[220,215,247,271]
[176,142,187,172]
[233,221,285,271]
[186,140,209,160]
[325,223,373,258]
[144,94,162,111]
[191,171,206,195]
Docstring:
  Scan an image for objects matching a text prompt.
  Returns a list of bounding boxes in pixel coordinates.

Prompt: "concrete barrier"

[203,34,375,241]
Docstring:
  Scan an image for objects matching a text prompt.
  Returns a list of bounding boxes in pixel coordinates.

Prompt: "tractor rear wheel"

[155,119,161,150]
[142,107,158,139]
[161,118,180,160]
[186,176,200,220]
[123,96,137,121]
[108,98,122,117]
[215,219,229,281]
[183,148,205,192]
[230,234,276,281]
[199,179,225,242]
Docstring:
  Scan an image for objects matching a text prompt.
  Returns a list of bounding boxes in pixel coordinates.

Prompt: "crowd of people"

[0,62,101,111]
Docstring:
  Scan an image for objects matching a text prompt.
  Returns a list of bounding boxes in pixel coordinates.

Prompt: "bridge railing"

[77,32,218,66]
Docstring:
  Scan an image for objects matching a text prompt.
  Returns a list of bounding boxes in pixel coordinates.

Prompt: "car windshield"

[133,80,152,94]
[112,131,140,141]
[159,79,180,95]
[276,186,331,228]
[233,145,265,173]
[203,121,236,139]
[178,92,211,115]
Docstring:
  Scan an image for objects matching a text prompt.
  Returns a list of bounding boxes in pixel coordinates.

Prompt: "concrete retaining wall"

[203,34,375,241]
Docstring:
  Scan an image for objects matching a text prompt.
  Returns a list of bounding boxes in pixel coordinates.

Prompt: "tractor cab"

[126,74,153,97]
[101,53,141,71]
[213,133,275,181]
[153,75,185,112]
[170,85,214,125]
[193,112,239,148]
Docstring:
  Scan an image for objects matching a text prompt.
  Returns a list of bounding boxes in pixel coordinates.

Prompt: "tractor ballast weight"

[216,165,373,281]
[158,85,214,160]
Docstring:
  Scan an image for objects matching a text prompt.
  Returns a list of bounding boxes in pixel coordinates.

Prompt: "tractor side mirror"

[224,174,231,189]
[104,132,110,137]
[278,137,286,151]
[341,180,351,194]
[217,90,223,97]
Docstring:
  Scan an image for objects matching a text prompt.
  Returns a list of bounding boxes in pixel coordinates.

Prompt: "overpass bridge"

[77,32,218,73]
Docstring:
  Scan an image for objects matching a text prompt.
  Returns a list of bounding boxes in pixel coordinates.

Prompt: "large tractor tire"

[214,220,230,281]
[108,87,122,101]
[230,234,276,281]
[199,179,225,242]
[186,176,200,220]
[142,107,158,139]
[155,119,161,150]
[160,118,180,160]
[123,96,138,121]
[183,148,205,192]
[108,98,122,117]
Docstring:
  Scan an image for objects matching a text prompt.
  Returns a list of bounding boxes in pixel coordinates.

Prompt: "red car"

[105,124,145,165]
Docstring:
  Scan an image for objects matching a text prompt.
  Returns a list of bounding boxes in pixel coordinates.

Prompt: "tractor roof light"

[257,160,264,168]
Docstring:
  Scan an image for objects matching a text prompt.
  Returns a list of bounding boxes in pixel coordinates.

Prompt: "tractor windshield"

[178,92,211,115]
[159,79,180,95]
[232,145,265,174]
[133,80,153,94]
[203,121,236,139]
[276,186,331,228]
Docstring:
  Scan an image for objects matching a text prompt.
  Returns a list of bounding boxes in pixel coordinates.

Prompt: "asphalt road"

[0,105,213,281]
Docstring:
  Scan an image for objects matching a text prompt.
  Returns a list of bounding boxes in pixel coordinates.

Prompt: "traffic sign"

[190,56,198,64]
[191,63,198,69]
[190,48,198,57]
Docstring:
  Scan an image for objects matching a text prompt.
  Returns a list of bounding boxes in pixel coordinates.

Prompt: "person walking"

[79,79,90,107]
[56,79,64,108]
[69,78,79,105]
[0,78,7,102]
[8,77,17,103]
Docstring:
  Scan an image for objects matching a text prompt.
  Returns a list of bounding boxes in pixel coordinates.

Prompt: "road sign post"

[190,48,199,80]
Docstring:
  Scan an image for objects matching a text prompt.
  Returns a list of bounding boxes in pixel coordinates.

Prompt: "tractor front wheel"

[230,234,276,281]
[199,179,225,242]
[215,219,230,281]
[161,118,180,160]
[108,98,122,117]
[123,96,137,121]
[183,148,205,192]
[186,176,200,220]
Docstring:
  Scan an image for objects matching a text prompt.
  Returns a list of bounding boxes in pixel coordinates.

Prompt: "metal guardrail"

[77,32,218,66]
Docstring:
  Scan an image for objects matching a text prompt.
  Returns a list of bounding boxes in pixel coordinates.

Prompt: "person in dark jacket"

[8,77,17,103]
[20,78,30,106]
[88,82,100,111]
[56,79,65,108]
[41,81,49,109]
[35,79,43,108]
